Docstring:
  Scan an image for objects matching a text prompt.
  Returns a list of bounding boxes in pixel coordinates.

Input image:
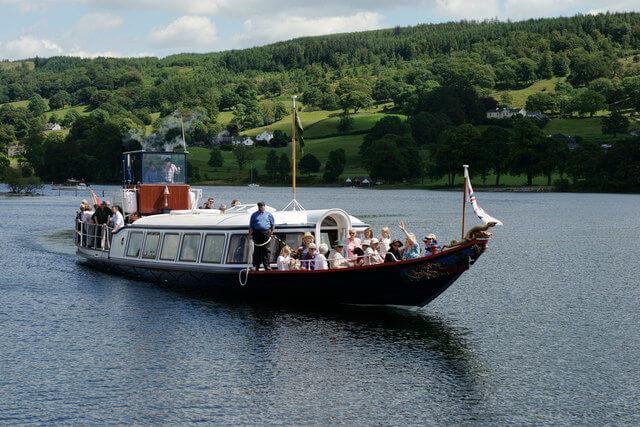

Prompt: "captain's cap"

[257,201,265,206]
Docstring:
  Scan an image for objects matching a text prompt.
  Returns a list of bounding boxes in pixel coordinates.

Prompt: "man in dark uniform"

[248,201,275,271]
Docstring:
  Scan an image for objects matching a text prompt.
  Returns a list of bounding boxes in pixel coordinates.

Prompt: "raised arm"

[398,221,417,246]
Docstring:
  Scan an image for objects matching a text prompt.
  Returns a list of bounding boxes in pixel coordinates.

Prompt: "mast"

[292,95,297,200]
[462,165,469,239]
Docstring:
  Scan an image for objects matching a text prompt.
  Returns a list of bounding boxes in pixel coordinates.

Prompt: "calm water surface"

[1,185,639,424]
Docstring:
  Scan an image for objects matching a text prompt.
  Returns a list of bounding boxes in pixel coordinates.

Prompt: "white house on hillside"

[44,122,62,131]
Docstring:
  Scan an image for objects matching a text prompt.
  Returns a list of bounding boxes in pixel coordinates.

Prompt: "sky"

[0,0,638,61]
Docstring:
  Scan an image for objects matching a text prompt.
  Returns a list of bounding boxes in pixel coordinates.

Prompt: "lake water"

[1,185,639,424]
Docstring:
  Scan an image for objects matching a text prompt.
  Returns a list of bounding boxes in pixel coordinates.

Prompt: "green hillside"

[2,12,640,191]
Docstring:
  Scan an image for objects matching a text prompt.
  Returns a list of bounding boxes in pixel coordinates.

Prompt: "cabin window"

[126,232,144,258]
[201,234,225,264]
[179,233,201,262]
[159,233,180,261]
[142,232,160,259]
[226,234,251,264]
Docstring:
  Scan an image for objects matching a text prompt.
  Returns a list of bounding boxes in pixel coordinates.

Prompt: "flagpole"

[462,164,469,240]
[292,95,297,201]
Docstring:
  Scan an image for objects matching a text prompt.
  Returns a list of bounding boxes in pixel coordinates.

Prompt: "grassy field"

[0,100,30,108]
[45,105,90,121]
[543,117,640,143]
[491,77,565,108]
[305,113,406,138]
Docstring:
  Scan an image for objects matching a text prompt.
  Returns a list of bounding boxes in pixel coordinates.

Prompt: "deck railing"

[74,222,112,252]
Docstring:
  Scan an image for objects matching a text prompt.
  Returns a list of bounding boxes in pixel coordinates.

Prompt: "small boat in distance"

[52,179,87,191]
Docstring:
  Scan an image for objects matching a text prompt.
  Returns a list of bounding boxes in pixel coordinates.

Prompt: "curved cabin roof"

[130,206,368,230]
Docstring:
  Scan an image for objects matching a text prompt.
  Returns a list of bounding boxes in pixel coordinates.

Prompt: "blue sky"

[0,0,638,60]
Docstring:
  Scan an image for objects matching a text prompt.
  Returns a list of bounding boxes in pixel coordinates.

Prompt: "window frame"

[200,233,227,264]
[159,232,180,262]
[141,231,161,260]
[178,233,202,263]
[126,231,144,258]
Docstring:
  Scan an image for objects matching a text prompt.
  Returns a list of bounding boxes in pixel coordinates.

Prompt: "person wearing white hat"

[300,242,319,270]
[364,237,383,265]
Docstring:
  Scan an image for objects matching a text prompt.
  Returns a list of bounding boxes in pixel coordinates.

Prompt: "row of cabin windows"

[125,231,308,264]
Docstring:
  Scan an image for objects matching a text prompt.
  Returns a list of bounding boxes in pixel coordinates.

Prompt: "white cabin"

[106,206,368,270]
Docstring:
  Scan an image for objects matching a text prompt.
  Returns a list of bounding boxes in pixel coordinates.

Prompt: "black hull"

[80,241,489,307]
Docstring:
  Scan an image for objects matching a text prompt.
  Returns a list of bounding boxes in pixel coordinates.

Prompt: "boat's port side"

[109,227,326,270]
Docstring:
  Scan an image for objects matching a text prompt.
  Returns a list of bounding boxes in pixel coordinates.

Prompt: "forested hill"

[2,12,640,191]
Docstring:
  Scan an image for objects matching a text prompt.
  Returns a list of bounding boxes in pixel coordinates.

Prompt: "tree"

[432,124,480,186]
[499,92,513,108]
[298,153,321,175]
[336,113,354,133]
[226,123,239,136]
[49,90,71,110]
[479,126,511,185]
[372,77,397,102]
[323,148,346,183]
[265,149,279,181]
[601,110,629,138]
[208,147,224,168]
[574,89,606,117]
[525,93,555,113]
[509,118,546,185]
[340,90,372,113]
[408,112,452,146]
[515,58,537,85]
[270,130,289,148]
[232,144,252,171]
[537,51,553,79]
[278,153,290,182]
[28,94,48,117]
[0,153,9,179]
[552,54,570,77]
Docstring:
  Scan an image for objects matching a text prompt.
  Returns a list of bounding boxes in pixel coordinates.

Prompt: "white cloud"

[232,12,385,48]
[73,12,124,33]
[147,15,217,49]
[433,0,501,19]
[0,36,63,60]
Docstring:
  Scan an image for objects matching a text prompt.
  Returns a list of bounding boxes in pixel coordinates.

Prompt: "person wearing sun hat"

[384,238,403,263]
[364,237,383,265]
[328,240,349,269]
[423,233,441,256]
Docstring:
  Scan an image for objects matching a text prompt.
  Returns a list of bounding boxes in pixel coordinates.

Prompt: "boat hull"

[78,241,488,307]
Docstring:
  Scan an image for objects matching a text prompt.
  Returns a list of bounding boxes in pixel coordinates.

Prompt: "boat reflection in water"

[75,150,495,308]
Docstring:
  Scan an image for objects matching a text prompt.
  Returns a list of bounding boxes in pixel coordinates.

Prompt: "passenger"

[110,206,125,233]
[364,227,374,240]
[162,157,181,183]
[364,237,383,265]
[276,246,294,271]
[144,162,162,183]
[83,204,94,247]
[328,240,349,269]
[423,234,442,256]
[379,226,391,255]
[346,228,361,259]
[218,203,227,213]
[92,201,111,225]
[398,221,420,260]
[300,243,318,270]
[316,244,329,270]
[231,199,241,207]
[297,232,315,257]
[248,201,275,271]
[201,198,214,209]
[352,247,365,267]
[384,239,403,263]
